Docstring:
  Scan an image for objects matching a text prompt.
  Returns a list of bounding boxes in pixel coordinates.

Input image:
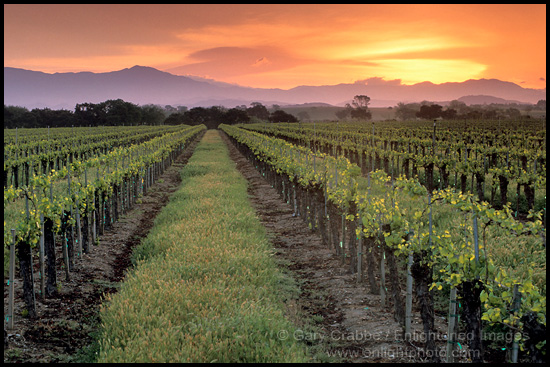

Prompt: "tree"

[140,104,166,125]
[246,102,270,121]
[205,106,226,129]
[180,107,211,127]
[440,108,457,120]
[32,108,76,127]
[269,110,299,123]
[224,108,251,125]
[164,112,187,125]
[164,105,177,114]
[351,95,371,109]
[464,110,482,119]
[177,106,228,129]
[103,99,142,125]
[4,105,39,129]
[503,107,522,119]
[347,95,372,120]
[297,111,310,121]
[416,104,443,120]
[395,102,420,120]
[481,108,498,120]
[75,102,106,126]
[335,108,351,120]
[448,100,470,115]
[350,107,372,120]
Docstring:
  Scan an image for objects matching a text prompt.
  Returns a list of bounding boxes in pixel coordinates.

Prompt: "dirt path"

[220,130,443,363]
[3,130,204,363]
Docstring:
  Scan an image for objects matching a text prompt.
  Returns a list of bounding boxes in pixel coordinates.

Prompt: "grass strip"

[97,130,311,363]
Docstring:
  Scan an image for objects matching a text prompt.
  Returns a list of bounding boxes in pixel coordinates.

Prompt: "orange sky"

[4,4,546,90]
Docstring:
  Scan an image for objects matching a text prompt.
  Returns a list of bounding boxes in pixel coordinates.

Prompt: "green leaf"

[480,290,488,303]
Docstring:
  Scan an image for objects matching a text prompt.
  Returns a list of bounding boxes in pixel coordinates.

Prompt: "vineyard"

[221,119,546,362]
[4,125,206,360]
[4,119,547,363]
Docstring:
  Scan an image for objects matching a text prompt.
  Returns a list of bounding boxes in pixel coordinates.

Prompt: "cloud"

[540,77,545,82]
[168,46,304,81]
[370,59,487,85]
[355,77,403,86]
[340,59,380,67]
[252,57,270,67]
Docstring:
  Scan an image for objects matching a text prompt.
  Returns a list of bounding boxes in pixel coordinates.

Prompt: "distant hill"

[4,65,546,110]
[280,102,335,108]
[456,95,523,105]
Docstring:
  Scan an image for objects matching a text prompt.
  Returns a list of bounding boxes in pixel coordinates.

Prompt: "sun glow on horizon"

[3,4,546,90]
[370,59,488,86]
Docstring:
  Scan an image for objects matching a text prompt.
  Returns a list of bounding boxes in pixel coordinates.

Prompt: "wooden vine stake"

[293,184,298,216]
[75,198,82,260]
[446,287,459,362]
[446,209,461,362]
[39,214,46,299]
[473,212,480,265]
[341,214,345,265]
[446,249,461,360]
[324,168,328,219]
[380,248,386,308]
[510,284,521,363]
[405,231,414,341]
[85,167,93,253]
[24,195,37,316]
[463,209,483,363]
[8,229,16,329]
[67,162,76,269]
[92,209,97,246]
[62,211,71,281]
[356,207,363,283]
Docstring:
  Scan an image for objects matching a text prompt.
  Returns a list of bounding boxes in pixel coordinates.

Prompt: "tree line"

[162,102,298,129]
[334,96,545,121]
[4,99,299,129]
[5,96,544,129]
[394,99,546,120]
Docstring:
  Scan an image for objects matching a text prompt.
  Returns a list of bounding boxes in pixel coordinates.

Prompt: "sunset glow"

[4,4,546,90]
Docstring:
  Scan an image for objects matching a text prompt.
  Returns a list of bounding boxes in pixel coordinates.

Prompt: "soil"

[5,129,453,363]
[220,130,451,363]
[3,130,204,363]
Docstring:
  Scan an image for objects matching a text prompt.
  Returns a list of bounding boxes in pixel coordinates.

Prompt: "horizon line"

[4,65,546,91]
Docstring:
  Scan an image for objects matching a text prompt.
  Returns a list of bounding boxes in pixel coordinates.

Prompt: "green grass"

[97,131,312,363]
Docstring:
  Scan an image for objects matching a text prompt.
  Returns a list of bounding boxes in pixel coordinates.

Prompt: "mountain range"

[4,65,546,110]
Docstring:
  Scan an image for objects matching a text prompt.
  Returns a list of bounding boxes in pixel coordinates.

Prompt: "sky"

[4,4,546,90]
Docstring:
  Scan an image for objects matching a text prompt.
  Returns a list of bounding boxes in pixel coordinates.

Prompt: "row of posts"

[226,128,524,363]
[6,139,191,331]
